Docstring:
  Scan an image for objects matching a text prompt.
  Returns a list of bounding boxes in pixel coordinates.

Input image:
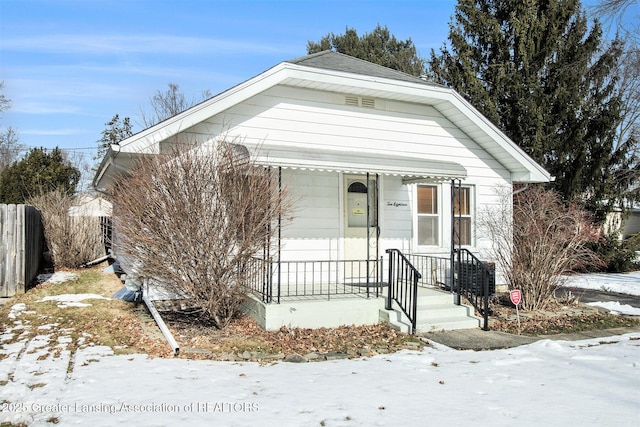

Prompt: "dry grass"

[0,267,422,361]
[488,294,640,336]
[0,266,171,357]
[162,311,423,360]
[4,268,636,360]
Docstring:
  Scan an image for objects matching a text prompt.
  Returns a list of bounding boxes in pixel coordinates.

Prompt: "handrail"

[385,249,421,334]
[454,248,494,331]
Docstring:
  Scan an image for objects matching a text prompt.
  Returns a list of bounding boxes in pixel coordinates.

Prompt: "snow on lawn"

[563,271,640,296]
[1,334,639,426]
[36,271,79,285]
[2,272,639,426]
[37,294,109,308]
[563,271,640,315]
[587,301,640,316]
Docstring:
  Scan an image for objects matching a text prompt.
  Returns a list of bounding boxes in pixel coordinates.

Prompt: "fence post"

[16,204,25,294]
[6,204,17,297]
[0,204,6,296]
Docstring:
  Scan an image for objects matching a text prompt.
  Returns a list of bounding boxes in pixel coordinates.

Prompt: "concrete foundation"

[242,294,385,330]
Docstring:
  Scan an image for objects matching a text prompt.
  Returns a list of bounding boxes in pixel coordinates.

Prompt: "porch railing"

[246,249,495,332]
[453,248,495,331]
[385,249,421,334]
[246,257,384,303]
[404,254,450,289]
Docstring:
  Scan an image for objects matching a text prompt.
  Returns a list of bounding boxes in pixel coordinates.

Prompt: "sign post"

[510,289,522,333]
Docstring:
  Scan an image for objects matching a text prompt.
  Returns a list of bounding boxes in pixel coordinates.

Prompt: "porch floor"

[272,281,387,302]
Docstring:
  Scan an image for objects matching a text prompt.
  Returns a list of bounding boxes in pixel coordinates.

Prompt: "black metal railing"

[247,257,384,303]
[405,254,450,289]
[385,249,421,334]
[453,248,495,331]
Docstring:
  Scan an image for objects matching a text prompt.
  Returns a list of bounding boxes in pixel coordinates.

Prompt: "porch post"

[366,172,370,297]
[277,166,282,304]
[374,174,380,289]
[451,179,461,305]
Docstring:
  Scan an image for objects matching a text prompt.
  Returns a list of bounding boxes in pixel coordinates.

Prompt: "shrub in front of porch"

[480,185,603,311]
[111,139,291,329]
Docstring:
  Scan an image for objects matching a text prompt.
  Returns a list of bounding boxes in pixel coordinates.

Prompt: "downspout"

[142,281,179,356]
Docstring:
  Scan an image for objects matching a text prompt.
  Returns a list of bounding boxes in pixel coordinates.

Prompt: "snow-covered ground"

[563,271,640,296]
[563,270,640,316]
[0,272,639,426]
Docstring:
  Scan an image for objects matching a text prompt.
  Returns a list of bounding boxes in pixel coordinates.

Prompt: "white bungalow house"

[94,51,551,333]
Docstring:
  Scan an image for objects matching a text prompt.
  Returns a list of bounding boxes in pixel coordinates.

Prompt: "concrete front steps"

[380,287,481,333]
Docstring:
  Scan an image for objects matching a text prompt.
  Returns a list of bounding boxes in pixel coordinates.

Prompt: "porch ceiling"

[245,144,467,181]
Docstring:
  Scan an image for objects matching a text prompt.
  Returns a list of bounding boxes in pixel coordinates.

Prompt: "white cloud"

[1,34,289,56]
[11,102,82,115]
[21,128,84,136]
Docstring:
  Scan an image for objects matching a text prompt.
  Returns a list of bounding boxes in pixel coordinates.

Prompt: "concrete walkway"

[421,325,640,351]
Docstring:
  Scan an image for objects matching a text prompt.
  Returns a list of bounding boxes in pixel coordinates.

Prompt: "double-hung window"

[417,185,439,246]
[453,187,472,246]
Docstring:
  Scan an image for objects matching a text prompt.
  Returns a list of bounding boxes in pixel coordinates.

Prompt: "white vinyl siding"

[187,85,512,260]
[279,169,340,261]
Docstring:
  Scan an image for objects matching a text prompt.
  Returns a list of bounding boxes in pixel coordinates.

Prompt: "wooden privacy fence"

[0,204,44,297]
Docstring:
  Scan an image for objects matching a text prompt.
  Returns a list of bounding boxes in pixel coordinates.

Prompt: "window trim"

[453,185,475,247]
[415,184,442,248]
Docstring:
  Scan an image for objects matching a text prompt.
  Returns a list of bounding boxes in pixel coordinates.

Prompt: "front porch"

[243,250,493,333]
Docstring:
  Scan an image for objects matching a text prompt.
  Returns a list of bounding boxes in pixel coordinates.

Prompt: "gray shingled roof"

[286,50,432,85]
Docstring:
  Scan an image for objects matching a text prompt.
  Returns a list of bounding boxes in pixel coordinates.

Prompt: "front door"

[343,174,379,281]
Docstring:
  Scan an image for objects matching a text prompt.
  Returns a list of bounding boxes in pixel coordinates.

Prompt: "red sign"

[510,289,522,306]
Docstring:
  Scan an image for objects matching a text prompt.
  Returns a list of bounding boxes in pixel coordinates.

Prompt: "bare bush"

[111,140,290,329]
[479,185,603,310]
[30,190,105,269]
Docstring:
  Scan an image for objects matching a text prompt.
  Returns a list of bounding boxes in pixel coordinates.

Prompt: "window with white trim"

[417,185,439,246]
[453,186,473,246]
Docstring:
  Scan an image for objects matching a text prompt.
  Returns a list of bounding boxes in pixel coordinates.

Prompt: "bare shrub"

[479,185,603,310]
[111,140,290,329]
[30,190,105,269]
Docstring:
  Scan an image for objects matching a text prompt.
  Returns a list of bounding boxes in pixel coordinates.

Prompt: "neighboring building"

[94,51,551,332]
[623,209,640,239]
[604,203,640,241]
[68,194,112,217]
[68,194,112,256]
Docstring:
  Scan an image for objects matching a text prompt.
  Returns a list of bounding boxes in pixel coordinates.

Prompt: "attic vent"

[361,98,375,109]
[345,95,360,107]
[344,95,376,109]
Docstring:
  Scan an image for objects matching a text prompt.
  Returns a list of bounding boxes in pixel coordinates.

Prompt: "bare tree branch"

[479,185,603,310]
[111,138,291,328]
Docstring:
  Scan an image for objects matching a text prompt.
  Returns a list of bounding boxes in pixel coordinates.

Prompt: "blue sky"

[0,0,457,165]
[0,0,620,169]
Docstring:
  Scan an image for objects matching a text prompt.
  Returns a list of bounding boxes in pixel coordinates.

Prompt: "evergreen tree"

[96,114,133,160]
[429,0,635,218]
[0,147,80,204]
[308,24,426,76]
